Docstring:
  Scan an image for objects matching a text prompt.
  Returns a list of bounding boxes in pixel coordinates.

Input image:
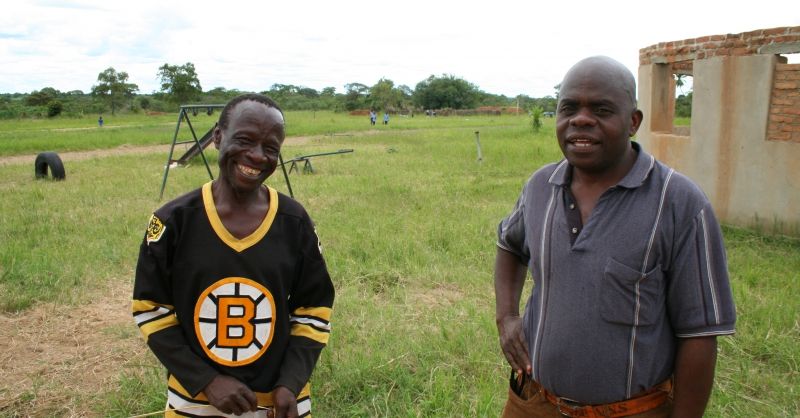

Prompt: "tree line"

[0,62,560,119]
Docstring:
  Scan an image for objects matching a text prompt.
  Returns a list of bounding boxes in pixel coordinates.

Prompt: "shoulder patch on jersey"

[146,214,166,244]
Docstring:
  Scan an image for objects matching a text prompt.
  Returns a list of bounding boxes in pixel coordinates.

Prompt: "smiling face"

[213,100,285,195]
[556,57,642,177]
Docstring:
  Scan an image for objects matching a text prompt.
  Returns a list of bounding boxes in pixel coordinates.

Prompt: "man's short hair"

[218,93,284,130]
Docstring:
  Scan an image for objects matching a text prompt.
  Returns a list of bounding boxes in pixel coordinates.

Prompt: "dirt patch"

[0,135,323,167]
[410,283,465,309]
[0,279,146,416]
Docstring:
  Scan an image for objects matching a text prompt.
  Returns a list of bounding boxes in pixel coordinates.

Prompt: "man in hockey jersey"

[133,93,334,417]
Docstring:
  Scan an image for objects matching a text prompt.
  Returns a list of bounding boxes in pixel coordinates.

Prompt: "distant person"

[494,56,736,417]
[383,112,389,125]
[133,93,335,417]
[98,115,103,127]
[369,110,377,126]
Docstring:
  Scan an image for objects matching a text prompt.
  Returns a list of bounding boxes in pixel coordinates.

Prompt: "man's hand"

[497,314,531,376]
[494,248,531,376]
[203,374,258,415]
[272,386,298,418]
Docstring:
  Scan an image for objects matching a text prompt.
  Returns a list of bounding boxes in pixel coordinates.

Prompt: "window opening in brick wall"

[672,72,692,136]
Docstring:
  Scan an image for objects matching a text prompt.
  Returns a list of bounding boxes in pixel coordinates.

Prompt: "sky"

[1,0,798,98]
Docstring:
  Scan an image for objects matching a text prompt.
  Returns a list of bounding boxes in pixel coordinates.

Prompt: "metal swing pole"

[278,153,294,198]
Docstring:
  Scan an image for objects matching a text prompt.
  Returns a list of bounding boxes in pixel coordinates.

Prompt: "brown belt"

[531,378,672,418]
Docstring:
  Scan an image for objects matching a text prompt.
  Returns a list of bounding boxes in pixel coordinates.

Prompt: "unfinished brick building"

[637,26,800,235]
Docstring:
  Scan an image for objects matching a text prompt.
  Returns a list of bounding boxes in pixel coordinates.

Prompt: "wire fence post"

[475,130,483,162]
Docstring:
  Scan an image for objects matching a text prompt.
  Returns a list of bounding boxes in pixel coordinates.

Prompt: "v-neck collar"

[201,181,278,253]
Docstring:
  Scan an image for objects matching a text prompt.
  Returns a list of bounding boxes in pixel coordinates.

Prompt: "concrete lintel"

[650,54,697,64]
[758,42,800,55]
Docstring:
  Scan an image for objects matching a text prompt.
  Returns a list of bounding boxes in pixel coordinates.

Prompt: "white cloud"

[1,0,798,96]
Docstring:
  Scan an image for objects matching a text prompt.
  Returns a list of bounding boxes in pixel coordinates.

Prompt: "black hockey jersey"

[132,182,334,417]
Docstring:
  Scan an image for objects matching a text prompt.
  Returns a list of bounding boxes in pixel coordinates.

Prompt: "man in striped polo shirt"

[494,56,736,417]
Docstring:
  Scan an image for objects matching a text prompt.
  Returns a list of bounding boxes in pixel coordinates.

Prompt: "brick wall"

[639,26,800,65]
[769,64,800,142]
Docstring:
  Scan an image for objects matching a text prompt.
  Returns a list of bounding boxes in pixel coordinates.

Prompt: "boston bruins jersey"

[132,182,334,417]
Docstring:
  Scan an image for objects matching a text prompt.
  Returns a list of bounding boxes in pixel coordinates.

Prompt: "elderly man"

[133,94,334,418]
[495,56,735,417]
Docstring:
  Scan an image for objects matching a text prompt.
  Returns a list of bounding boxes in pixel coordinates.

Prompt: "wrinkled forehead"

[230,100,284,123]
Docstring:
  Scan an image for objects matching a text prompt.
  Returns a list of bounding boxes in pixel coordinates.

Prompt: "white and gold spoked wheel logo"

[194,277,276,366]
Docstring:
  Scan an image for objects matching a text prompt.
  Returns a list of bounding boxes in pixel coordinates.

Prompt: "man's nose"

[246,144,268,162]
[570,108,596,126]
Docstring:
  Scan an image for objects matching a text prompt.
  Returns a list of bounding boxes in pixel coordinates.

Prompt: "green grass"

[674,116,691,126]
[0,114,797,417]
[0,111,521,157]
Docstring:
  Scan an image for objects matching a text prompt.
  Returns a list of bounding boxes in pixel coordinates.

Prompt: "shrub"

[47,100,63,117]
[530,105,543,133]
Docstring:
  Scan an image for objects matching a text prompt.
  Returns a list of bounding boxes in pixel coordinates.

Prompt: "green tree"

[26,88,57,106]
[413,75,479,110]
[369,78,404,111]
[675,92,692,118]
[343,83,369,111]
[157,62,202,104]
[91,68,138,115]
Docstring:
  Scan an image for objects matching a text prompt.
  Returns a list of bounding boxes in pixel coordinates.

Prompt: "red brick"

[771,106,784,113]
[696,36,710,43]
[772,35,798,43]
[789,26,800,34]
[785,108,800,115]
[697,51,706,59]
[732,47,750,56]
[770,114,790,122]
[775,81,798,89]
[715,48,731,56]
[780,71,800,81]
[744,29,764,38]
[764,27,789,36]
[769,131,791,141]
[772,98,793,106]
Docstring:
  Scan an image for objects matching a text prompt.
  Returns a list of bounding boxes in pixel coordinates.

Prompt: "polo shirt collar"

[548,141,655,189]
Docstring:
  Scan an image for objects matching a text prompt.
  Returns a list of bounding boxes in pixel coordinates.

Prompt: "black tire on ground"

[34,152,66,180]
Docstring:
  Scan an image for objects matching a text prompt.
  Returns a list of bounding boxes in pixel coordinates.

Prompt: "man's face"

[555,67,641,175]
[214,101,285,194]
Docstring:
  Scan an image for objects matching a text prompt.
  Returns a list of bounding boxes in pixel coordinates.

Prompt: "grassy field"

[0,113,798,417]
[0,110,520,157]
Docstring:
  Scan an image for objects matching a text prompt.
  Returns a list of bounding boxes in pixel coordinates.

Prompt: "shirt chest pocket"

[600,258,665,326]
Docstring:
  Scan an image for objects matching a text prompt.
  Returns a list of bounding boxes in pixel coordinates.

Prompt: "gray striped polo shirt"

[497,142,736,404]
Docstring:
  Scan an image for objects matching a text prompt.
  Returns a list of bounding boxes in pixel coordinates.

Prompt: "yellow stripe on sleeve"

[292,306,332,321]
[291,323,330,344]
[139,315,179,342]
[132,299,174,313]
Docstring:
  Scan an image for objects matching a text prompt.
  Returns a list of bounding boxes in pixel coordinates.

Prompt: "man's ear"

[212,124,221,150]
[630,109,643,137]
